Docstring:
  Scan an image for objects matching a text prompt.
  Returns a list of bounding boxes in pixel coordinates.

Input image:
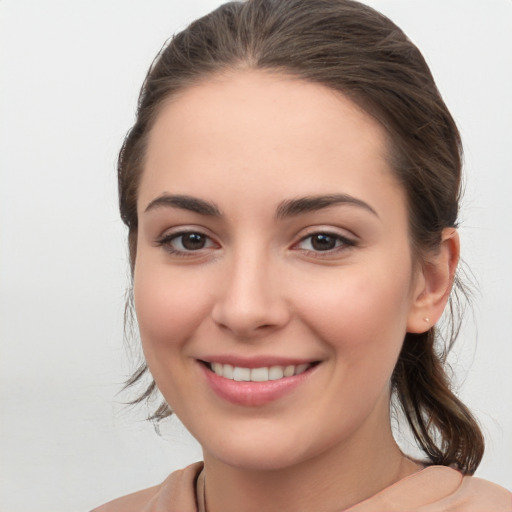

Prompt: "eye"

[156,230,217,255]
[295,232,356,253]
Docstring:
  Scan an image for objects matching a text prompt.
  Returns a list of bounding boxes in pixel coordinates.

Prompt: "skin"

[132,70,459,512]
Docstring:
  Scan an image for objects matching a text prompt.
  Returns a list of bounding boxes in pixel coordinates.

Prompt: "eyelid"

[155,222,216,238]
[291,227,358,255]
[295,225,358,242]
[155,226,220,256]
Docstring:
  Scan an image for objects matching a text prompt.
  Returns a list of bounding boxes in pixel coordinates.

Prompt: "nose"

[211,248,291,339]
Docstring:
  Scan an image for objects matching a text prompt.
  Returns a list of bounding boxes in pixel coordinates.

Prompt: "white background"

[1,1,511,510]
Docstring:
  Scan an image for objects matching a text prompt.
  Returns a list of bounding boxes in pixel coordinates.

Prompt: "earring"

[423,317,430,324]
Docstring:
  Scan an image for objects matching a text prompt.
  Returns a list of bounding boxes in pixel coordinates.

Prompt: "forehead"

[139,70,404,218]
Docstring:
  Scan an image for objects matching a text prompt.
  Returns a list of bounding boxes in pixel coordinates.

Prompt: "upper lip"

[198,355,320,368]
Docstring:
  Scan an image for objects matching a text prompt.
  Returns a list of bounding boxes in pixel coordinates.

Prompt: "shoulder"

[412,466,512,511]
[90,462,204,512]
[454,474,512,511]
[90,484,162,512]
[347,466,511,512]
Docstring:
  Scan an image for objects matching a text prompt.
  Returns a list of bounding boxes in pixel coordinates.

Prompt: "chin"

[213,446,305,472]
[200,426,329,473]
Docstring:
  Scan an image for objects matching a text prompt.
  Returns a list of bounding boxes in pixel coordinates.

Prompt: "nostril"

[210,284,292,337]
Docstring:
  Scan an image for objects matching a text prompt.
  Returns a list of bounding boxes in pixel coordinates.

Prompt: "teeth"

[233,367,251,381]
[295,363,309,374]
[209,363,312,381]
[250,367,269,382]
[284,365,295,377]
[212,362,223,376]
[269,366,284,380]
[223,364,234,379]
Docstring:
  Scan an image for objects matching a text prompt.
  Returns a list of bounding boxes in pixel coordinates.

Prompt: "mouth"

[199,359,320,406]
[198,357,321,406]
[203,361,316,382]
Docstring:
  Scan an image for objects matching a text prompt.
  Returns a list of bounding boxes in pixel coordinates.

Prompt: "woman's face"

[134,70,426,470]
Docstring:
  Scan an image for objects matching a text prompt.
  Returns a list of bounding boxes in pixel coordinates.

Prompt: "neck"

[201,411,420,512]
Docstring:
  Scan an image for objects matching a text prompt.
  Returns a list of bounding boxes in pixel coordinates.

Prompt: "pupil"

[182,233,205,250]
[312,234,336,251]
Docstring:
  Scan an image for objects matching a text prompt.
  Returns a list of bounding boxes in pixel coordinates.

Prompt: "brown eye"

[295,232,356,254]
[310,234,338,251]
[156,231,217,255]
[180,233,207,250]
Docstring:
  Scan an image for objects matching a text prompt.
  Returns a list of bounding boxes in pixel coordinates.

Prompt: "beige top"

[92,462,512,512]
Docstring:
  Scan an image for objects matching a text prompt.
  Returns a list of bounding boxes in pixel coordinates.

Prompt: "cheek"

[292,264,413,360]
[133,260,211,357]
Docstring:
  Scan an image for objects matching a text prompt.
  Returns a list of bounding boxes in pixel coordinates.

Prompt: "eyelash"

[155,229,356,258]
[294,231,356,257]
[155,230,216,257]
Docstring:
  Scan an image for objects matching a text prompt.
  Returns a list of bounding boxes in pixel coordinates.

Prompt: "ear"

[407,228,460,333]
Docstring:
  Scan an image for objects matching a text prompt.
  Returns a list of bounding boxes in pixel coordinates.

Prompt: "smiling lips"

[200,359,318,406]
[210,362,312,382]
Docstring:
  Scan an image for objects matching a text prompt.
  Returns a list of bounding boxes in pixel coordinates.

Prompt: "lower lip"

[200,363,317,407]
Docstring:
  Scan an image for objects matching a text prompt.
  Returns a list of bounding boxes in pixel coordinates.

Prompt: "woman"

[93,0,511,510]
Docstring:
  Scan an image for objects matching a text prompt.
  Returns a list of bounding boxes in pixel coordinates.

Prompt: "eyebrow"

[144,194,222,217]
[275,194,379,219]
[143,192,378,219]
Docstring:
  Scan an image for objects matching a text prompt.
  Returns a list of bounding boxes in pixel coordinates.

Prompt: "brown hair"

[118,0,484,474]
